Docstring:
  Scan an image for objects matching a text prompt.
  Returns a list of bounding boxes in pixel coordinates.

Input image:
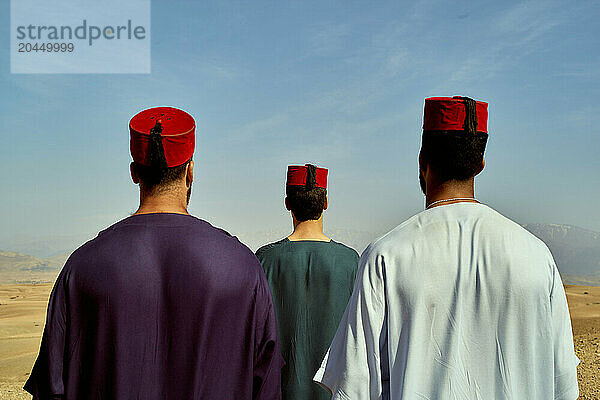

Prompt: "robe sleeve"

[549,262,580,400]
[252,272,284,400]
[313,246,387,399]
[24,266,70,399]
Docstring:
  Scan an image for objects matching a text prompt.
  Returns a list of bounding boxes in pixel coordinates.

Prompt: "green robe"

[256,238,359,400]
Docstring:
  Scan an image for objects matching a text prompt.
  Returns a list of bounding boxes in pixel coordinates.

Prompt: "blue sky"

[1,0,599,255]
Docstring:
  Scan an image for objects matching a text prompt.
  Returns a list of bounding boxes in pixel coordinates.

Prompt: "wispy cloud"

[307,22,350,56]
[225,113,289,142]
[425,0,570,89]
[552,61,600,81]
[492,0,566,47]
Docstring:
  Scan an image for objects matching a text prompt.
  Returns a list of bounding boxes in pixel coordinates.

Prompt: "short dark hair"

[132,160,190,190]
[285,164,327,221]
[420,130,488,182]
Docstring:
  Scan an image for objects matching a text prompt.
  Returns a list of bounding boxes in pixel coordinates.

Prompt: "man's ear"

[130,162,139,184]
[186,160,194,186]
[475,157,485,176]
[324,196,329,211]
[418,150,426,174]
[286,198,297,221]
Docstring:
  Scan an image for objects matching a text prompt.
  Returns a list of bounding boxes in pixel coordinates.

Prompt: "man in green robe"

[256,163,359,400]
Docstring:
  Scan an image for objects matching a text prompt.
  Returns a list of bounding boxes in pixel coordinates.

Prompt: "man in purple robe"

[25,107,283,399]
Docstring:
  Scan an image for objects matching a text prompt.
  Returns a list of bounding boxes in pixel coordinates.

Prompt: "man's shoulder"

[474,205,553,255]
[366,204,551,259]
[99,214,232,235]
[365,212,425,256]
[98,214,244,244]
[329,240,360,260]
[255,239,287,260]
[70,214,257,268]
[256,239,359,266]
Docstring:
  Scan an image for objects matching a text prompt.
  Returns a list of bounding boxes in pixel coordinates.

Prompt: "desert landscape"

[0,283,597,399]
[0,284,49,399]
[566,285,600,400]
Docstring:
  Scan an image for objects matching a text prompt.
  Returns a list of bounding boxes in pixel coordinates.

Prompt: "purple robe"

[25,213,283,399]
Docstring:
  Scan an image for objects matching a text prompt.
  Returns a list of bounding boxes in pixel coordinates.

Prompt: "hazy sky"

[2,0,599,256]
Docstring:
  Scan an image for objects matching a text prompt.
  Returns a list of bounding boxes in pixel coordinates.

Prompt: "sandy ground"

[565,285,600,400]
[0,285,49,400]
[0,284,598,399]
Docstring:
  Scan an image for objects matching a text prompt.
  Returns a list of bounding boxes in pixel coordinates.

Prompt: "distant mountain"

[1,234,82,258]
[523,224,600,286]
[0,250,69,284]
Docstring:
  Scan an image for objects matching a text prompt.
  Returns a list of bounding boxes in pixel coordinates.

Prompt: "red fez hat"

[287,164,328,189]
[130,107,195,167]
[423,96,488,133]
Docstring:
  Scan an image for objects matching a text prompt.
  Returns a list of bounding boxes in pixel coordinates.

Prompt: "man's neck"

[134,190,189,215]
[288,218,330,241]
[425,179,477,209]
